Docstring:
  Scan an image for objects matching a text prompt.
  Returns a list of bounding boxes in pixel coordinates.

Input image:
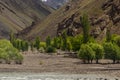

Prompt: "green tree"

[14,39,22,51]
[80,14,90,43]
[34,37,40,50]
[70,35,83,51]
[66,39,72,51]
[57,36,63,49]
[103,42,120,64]
[9,32,15,44]
[78,44,95,64]
[46,46,56,53]
[61,32,67,50]
[106,29,112,42]
[46,36,51,47]
[89,43,104,64]
[53,37,58,48]
[30,42,34,51]
[21,41,25,51]
[112,35,120,47]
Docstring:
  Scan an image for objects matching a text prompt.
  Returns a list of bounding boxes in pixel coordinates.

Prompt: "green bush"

[0,39,23,64]
[0,39,13,49]
[21,41,29,51]
[89,43,104,64]
[52,37,62,49]
[78,44,95,64]
[15,53,24,64]
[112,35,120,47]
[39,47,45,53]
[46,46,56,53]
[103,42,120,63]
[70,35,83,51]
[40,42,46,49]
[0,48,10,63]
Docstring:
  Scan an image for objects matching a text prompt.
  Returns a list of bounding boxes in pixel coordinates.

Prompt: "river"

[0,72,119,80]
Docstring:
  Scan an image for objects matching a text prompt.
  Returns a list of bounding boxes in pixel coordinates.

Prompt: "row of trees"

[77,14,120,64]
[44,13,120,64]
[78,41,120,64]
[9,13,120,64]
[10,33,29,51]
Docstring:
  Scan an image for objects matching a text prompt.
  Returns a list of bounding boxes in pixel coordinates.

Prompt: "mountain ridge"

[0,0,54,39]
[21,0,120,41]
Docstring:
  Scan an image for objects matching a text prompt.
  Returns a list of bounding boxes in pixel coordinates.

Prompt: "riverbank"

[0,53,120,77]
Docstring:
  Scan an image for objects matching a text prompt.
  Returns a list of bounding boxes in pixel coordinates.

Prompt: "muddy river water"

[0,72,119,80]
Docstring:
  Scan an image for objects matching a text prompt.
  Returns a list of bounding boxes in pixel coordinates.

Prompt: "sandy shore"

[0,53,120,77]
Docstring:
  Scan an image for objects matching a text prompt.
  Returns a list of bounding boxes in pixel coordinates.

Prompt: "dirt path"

[0,53,120,77]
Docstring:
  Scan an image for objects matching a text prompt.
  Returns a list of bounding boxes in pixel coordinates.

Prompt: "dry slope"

[23,0,120,41]
[0,0,54,38]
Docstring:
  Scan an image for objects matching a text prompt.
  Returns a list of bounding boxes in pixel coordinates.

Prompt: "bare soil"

[0,52,120,77]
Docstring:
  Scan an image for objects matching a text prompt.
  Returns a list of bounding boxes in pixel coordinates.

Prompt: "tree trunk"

[113,59,116,64]
[96,59,99,64]
[91,59,93,64]
[83,59,86,64]
[87,59,90,64]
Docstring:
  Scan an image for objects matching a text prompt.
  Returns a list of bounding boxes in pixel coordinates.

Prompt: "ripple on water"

[0,72,119,80]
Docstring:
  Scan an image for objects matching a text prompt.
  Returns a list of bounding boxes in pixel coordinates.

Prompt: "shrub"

[21,41,29,51]
[0,39,24,64]
[0,48,10,63]
[78,44,95,64]
[70,35,83,51]
[0,39,13,49]
[103,42,120,63]
[46,46,56,53]
[40,42,46,49]
[89,43,104,64]
[39,47,45,53]
[52,37,62,49]
[15,53,23,64]
[112,35,120,47]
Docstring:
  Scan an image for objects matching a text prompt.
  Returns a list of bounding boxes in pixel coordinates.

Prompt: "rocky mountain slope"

[0,0,54,38]
[22,0,120,41]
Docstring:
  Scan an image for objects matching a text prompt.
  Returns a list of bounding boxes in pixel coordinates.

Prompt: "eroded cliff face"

[0,0,54,38]
[17,0,120,41]
[56,0,120,40]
